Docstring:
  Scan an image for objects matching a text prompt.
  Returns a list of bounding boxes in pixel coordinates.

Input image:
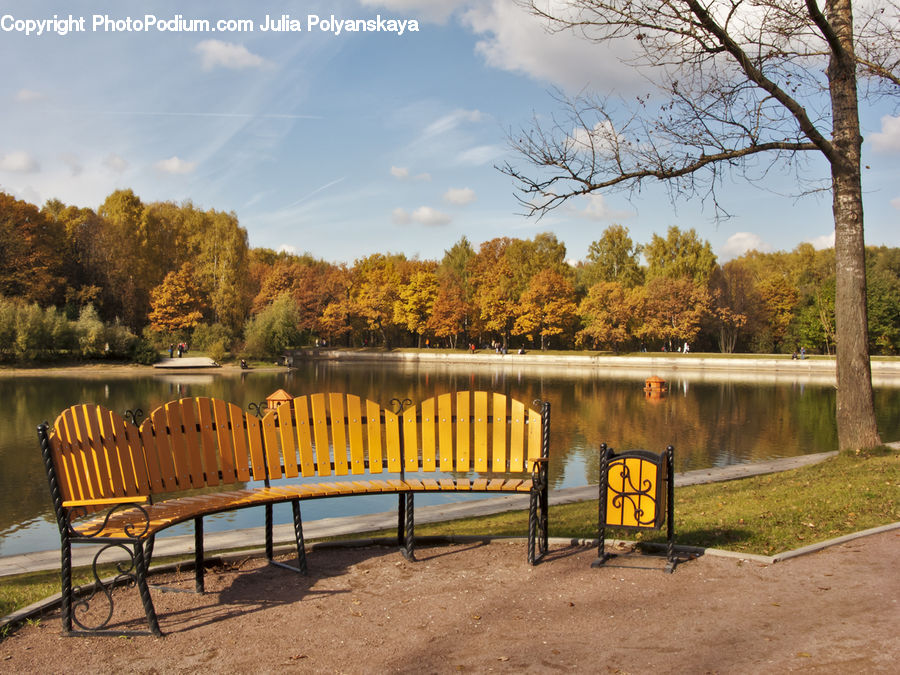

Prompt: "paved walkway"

[0,451,841,578]
[152,357,219,368]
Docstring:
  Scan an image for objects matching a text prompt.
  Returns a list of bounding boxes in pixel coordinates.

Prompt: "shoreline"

[2,351,899,384]
[299,349,900,385]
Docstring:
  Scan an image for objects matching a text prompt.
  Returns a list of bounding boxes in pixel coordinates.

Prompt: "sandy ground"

[1,531,898,674]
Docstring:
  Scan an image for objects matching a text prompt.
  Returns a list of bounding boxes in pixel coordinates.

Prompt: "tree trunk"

[828,0,882,451]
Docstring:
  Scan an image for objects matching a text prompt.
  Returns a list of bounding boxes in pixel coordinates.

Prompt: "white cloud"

[104,154,128,173]
[194,40,267,71]
[411,206,451,226]
[392,207,411,224]
[719,232,773,260]
[461,1,638,92]
[395,206,452,226]
[806,232,835,250]
[391,165,430,180]
[365,1,637,92]
[456,144,504,165]
[155,156,197,174]
[358,0,469,23]
[569,193,632,221]
[870,116,900,154]
[568,120,624,158]
[278,244,297,255]
[444,187,477,205]
[891,197,900,210]
[0,151,40,173]
[423,109,483,137]
[59,153,83,176]
[14,89,44,103]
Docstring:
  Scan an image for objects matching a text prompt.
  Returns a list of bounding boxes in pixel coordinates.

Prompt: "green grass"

[361,446,899,555]
[2,447,897,626]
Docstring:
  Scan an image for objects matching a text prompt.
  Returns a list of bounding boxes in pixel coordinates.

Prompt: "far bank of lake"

[288,349,900,386]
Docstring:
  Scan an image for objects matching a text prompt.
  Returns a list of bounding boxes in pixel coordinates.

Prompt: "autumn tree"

[635,277,712,350]
[148,263,206,335]
[188,208,250,332]
[43,201,108,314]
[0,193,66,305]
[579,224,644,290]
[506,0,897,449]
[513,268,578,350]
[709,261,756,353]
[350,253,409,347]
[393,267,439,347]
[428,277,470,348]
[99,190,171,328]
[468,238,518,347]
[505,232,572,296]
[577,280,635,351]
[644,226,718,285]
[756,275,801,352]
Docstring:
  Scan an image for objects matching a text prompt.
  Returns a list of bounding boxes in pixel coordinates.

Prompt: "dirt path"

[2,531,898,673]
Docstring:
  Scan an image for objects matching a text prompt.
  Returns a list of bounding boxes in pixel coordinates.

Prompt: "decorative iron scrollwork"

[71,542,139,632]
[124,408,144,426]
[66,502,151,540]
[248,401,268,418]
[608,463,657,527]
[390,397,412,415]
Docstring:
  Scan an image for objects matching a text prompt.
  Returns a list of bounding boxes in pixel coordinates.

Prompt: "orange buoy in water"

[643,376,667,400]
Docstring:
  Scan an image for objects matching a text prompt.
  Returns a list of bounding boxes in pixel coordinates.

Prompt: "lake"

[2,360,898,557]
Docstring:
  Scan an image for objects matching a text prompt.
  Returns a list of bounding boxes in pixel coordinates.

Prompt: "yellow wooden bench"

[37,390,550,636]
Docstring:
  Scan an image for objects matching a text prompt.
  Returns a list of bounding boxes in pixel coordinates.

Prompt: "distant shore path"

[2,351,899,384]
[293,349,900,385]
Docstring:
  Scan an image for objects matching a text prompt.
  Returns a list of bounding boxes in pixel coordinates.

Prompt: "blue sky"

[1,0,898,265]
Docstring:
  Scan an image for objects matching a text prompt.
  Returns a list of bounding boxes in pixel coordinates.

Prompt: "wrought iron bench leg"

[398,493,416,561]
[265,503,274,562]
[134,541,163,636]
[527,490,537,565]
[60,534,73,633]
[268,500,308,574]
[194,517,205,593]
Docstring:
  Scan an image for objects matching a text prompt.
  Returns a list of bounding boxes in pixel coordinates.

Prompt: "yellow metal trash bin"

[592,444,676,573]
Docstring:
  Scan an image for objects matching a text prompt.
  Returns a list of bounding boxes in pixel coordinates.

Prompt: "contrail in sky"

[64,109,321,120]
[285,177,346,208]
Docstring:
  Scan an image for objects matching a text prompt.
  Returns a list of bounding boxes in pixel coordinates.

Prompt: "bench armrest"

[63,496,152,539]
[63,496,149,508]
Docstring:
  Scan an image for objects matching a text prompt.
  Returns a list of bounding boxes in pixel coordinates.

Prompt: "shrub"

[75,305,107,357]
[243,294,302,358]
[130,338,159,365]
[192,322,234,352]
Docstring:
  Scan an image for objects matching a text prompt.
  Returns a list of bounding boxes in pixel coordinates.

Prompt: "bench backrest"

[43,391,549,507]
[265,391,548,478]
[45,397,267,504]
